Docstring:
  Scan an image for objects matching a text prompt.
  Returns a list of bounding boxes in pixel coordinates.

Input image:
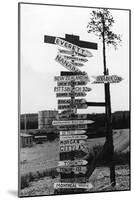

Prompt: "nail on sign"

[55,37,93,57]
[54,182,93,189]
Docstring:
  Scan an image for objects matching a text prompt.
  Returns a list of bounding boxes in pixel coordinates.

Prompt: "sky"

[20,3,130,114]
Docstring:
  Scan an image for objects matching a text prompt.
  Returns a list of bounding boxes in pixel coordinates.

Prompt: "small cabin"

[20,133,33,148]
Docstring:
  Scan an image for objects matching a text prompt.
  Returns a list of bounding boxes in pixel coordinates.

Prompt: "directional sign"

[55,37,93,57]
[60,139,85,145]
[58,104,88,110]
[60,134,88,140]
[54,86,91,93]
[56,92,87,98]
[59,113,87,120]
[57,160,88,167]
[60,130,86,135]
[56,166,87,174]
[58,49,75,55]
[58,49,87,59]
[72,62,84,67]
[57,80,87,86]
[54,182,93,189]
[92,75,123,84]
[60,135,88,140]
[52,120,94,126]
[55,54,82,73]
[63,55,88,62]
[58,124,88,130]
[54,74,89,82]
[58,99,86,105]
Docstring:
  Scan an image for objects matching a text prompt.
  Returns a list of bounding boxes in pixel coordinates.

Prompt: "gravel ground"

[20,165,130,197]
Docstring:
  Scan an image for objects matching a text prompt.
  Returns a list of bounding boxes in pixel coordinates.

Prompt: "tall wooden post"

[102,14,116,186]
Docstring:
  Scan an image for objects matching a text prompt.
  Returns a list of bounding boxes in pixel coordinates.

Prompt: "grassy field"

[19,129,130,196]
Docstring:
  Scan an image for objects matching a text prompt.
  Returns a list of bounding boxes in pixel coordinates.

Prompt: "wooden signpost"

[44,33,123,193]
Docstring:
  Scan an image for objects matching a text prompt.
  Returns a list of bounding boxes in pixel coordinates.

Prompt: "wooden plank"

[44,34,97,50]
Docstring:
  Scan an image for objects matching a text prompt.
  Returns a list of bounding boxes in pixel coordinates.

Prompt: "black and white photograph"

[18,2,130,197]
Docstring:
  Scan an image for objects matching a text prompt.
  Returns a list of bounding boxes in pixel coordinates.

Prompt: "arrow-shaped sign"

[57,159,88,167]
[52,120,94,126]
[58,124,88,130]
[60,139,85,145]
[56,166,87,174]
[55,54,82,73]
[60,130,86,135]
[54,86,91,93]
[54,74,89,82]
[55,37,93,57]
[60,135,88,140]
[71,62,84,67]
[58,104,88,110]
[54,182,93,189]
[58,99,86,105]
[92,75,123,84]
[63,55,88,62]
[56,92,87,98]
[57,80,87,86]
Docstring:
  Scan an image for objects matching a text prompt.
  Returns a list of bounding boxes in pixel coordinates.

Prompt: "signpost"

[44,34,97,194]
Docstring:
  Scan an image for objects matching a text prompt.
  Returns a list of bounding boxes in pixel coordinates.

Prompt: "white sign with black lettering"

[58,160,88,167]
[53,119,94,126]
[92,75,123,84]
[54,182,93,189]
[60,130,86,135]
[54,86,91,93]
[55,37,93,57]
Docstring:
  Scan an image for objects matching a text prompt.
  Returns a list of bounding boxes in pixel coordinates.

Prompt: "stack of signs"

[52,37,94,192]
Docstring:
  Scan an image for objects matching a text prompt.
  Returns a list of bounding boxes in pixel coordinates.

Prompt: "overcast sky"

[20,3,130,114]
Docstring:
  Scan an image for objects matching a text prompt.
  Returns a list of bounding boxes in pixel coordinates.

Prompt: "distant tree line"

[20,111,130,131]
